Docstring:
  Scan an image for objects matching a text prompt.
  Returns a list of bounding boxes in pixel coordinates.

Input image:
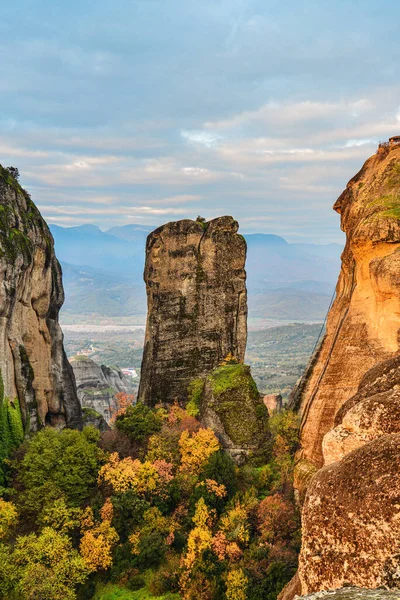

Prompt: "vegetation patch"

[93,583,180,599]
[0,369,24,487]
[186,378,204,417]
[82,407,103,419]
[369,193,400,220]
[210,363,259,398]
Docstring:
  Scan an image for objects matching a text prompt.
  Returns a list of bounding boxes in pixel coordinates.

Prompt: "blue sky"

[1,0,400,242]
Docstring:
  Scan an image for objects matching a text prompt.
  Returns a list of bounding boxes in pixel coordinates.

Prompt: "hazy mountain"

[52,224,343,323]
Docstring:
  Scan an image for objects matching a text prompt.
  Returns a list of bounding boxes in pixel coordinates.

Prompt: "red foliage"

[257,493,298,544]
[99,429,137,458]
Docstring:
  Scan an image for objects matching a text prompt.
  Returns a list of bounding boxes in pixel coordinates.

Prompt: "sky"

[1,0,400,243]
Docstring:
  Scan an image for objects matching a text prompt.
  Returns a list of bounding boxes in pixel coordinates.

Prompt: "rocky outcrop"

[298,434,400,593]
[138,217,247,407]
[323,355,400,464]
[281,142,400,600]
[286,356,400,598]
[263,393,283,415]
[291,142,400,468]
[70,356,131,423]
[0,166,81,431]
[199,362,270,464]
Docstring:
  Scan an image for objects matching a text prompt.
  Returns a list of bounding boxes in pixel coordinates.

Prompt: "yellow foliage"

[180,498,213,593]
[226,567,248,600]
[80,499,119,572]
[179,428,220,475]
[0,498,18,538]
[98,452,159,495]
[219,503,250,546]
[98,453,173,499]
[80,521,119,571]
[128,531,141,555]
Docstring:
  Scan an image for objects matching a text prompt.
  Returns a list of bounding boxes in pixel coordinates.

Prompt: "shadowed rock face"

[0,166,81,430]
[70,356,130,424]
[291,144,400,468]
[138,217,247,407]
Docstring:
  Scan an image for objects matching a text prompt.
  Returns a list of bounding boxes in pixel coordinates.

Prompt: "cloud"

[1,1,400,242]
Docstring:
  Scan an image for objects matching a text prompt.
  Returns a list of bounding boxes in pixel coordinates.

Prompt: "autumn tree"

[179,428,220,476]
[110,392,135,423]
[0,498,18,539]
[80,499,119,572]
[12,527,89,600]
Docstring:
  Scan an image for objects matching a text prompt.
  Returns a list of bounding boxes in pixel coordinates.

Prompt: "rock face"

[199,362,270,464]
[281,142,400,600]
[263,393,283,415]
[70,356,131,423]
[291,143,400,468]
[299,434,400,593]
[138,217,247,406]
[0,166,81,430]
[287,355,400,598]
[323,355,400,465]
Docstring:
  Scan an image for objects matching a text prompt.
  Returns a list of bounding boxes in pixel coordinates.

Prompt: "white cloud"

[181,130,222,147]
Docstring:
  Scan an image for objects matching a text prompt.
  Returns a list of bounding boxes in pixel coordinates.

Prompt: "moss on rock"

[186,378,204,417]
[0,369,24,486]
[200,363,270,464]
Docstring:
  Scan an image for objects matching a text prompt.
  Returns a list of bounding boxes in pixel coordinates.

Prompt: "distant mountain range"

[51,223,342,324]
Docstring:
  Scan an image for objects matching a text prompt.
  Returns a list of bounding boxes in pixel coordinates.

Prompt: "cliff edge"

[0,166,81,434]
[291,141,400,468]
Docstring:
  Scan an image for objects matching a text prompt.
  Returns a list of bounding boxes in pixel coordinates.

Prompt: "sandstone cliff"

[0,166,81,431]
[138,217,247,406]
[291,142,400,468]
[281,142,400,600]
[70,356,131,424]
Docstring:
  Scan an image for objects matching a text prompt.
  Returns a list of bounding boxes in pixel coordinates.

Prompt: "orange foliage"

[80,499,119,572]
[110,392,135,423]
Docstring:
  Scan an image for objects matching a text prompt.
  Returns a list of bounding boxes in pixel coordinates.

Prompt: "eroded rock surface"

[323,355,400,464]
[291,143,400,468]
[298,434,400,594]
[0,166,81,430]
[138,217,247,406]
[263,393,283,415]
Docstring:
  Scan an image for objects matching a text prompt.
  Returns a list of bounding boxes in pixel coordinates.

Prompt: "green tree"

[116,403,163,443]
[16,427,102,519]
[13,527,89,600]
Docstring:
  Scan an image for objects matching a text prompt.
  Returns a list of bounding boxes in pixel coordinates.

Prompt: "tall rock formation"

[281,140,400,600]
[138,217,247,407]
[291,141,400,468]
[0,165,81,431]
